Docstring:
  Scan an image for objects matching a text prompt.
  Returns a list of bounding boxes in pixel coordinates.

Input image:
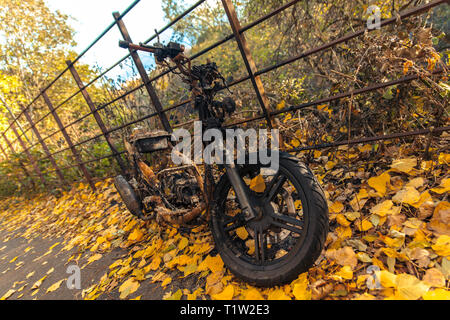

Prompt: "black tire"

[114,175,142,217]
[210,157,329,287]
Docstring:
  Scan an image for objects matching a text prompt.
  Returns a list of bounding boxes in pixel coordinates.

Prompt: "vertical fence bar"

[42,90,96,191]
[0,140,16,182]
[22,109,66,185]
[66,60,127,174]
[10,122,46,185]
[1,132,35,188]
[0,134,20,185]
[0,93,32,145]
[113,11,173,134]
[0,136,29,189]
[0,142,8,161]
[221,0,273,128]
[1,134,13,160]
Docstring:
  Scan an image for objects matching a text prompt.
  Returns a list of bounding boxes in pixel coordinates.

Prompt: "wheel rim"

[216,165,309,267]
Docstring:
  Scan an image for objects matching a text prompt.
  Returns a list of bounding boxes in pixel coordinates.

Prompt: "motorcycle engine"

[160,171,201,208]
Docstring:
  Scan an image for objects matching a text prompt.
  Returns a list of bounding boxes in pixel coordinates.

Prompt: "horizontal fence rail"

[0,0,448,191]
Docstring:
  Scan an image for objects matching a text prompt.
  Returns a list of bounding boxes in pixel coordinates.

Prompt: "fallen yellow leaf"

[431,178,450,194]
[329,201,344,214]
[392,186,421,205]
[431,235,450,257]
[165,289,183,300]
[249,175,266,193]
[46,279,65,293]
[236,227,249,240]
[198,255,224,274]
[335,265,353,280]
[368,172,390,196]
[422,288,450,300]
[211,284,234,300]
[0,289,15,300]
[128,228,145,242]
[178,237,189,250]
[118,278,140,299]
[267,289,291,300]
[395,273,430,300]
[370,200,395,217]
[148,256,162,271]
[31,275,47,290]
[390,158,417,174]
[243,288,264,300]
[161,277,172,287]
[325,247,357,269]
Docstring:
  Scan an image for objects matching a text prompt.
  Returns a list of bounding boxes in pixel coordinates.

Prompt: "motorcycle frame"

[121,41,258,222]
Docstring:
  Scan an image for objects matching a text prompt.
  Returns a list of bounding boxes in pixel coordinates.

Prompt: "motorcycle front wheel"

[210,156,329,287]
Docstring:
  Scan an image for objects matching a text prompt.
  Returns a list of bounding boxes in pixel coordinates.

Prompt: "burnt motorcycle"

[114,39,329,286]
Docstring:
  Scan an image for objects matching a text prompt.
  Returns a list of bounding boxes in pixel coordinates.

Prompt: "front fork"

[196,95,257,221]
[224,163,256,221]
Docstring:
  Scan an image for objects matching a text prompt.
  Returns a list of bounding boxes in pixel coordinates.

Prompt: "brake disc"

[246,187,296,242]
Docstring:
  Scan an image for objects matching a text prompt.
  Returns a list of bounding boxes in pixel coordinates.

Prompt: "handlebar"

[118,40,234,117]
[119,40,157,54]
[118,40,185,61]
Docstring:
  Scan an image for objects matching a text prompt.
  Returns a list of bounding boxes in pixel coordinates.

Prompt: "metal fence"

[0,0,448,192]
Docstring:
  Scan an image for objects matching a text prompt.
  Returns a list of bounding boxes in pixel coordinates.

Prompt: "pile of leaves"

[0,135,449,300]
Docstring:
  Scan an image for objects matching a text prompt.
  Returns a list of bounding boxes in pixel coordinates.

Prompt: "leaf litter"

[0,140,448,300]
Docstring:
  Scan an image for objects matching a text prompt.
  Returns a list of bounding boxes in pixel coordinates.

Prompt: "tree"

[0,0,78,104]
[0,0,116,194]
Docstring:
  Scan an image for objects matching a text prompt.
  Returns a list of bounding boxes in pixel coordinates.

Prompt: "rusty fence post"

[22,109,66,185]
[0,139,9,162]
[0,142,8,161]
[10,122,46,185]
[42,90,96,191]
[0,138,22,185]
[221,0,273,128]
[113,11,173,134]
[66,60,127,175]
[1,132,36,188]
[0,93,32,145]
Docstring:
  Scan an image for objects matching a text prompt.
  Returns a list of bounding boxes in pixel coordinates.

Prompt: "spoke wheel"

[210,157,329,286]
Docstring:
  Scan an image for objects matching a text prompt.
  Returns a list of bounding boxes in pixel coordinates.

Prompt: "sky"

[44,0,174,79]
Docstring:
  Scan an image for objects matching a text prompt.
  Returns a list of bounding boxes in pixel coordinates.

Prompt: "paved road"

[0,227,196,300]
